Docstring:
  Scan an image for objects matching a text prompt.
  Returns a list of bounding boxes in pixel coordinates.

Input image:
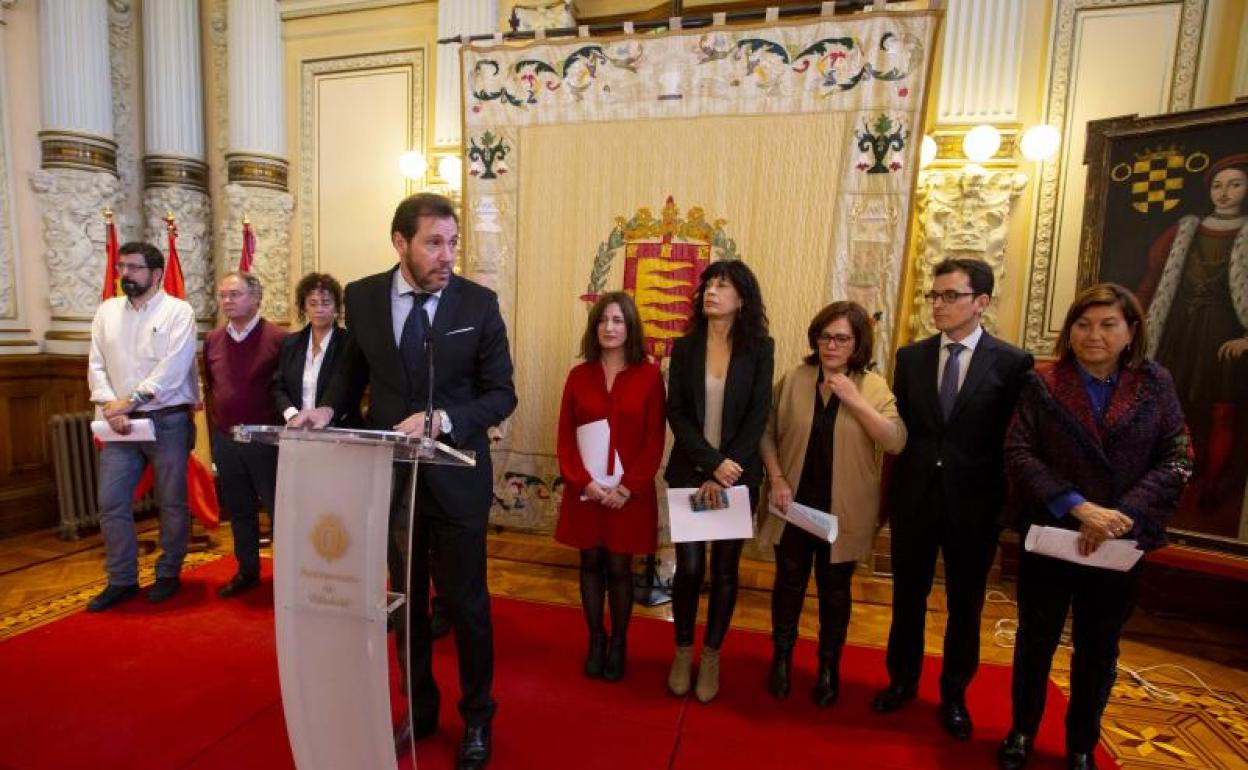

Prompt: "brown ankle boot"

[695,647,721,703]
[668,645,694,696]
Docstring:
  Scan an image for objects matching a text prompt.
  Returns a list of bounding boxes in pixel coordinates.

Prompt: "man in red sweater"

[202,271,287,597]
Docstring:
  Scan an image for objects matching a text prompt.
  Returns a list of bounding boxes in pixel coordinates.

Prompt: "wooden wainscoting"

[0,355,90,538]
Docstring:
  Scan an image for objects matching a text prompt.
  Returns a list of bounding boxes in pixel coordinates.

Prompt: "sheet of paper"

[91,418,156,443]
[1024,525,1144,572]
[575,419,623,488]
[666,485,754,543]
[769,502,838,543]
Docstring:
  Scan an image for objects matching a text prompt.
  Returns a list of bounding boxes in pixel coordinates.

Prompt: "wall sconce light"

[1020,124,1061,162]
[920,135,937,168]
[399,150,427,180]
[437,155,464,191]
[961,124,1002,163]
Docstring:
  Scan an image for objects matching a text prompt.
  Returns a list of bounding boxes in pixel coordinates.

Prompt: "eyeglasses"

[816,333,855,347]
[924,290,976,304]
[116,262,150,273]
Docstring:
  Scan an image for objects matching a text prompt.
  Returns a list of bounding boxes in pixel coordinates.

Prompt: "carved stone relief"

[108,0,141,240]
[225,183,295,322]
[30,169,121,319]
[911,167,1027,340]
[143,186,213,320]
[208,0,231,282]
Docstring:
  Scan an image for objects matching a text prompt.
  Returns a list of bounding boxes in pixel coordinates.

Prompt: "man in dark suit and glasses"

[872,258,1033,741]
[308,193,517,770]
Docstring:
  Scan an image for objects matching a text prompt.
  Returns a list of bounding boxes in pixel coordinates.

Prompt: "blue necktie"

[399,292,431,391]
[939,342,964,420]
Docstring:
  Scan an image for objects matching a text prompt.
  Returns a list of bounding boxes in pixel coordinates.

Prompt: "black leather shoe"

[997,730,1033,770]
[393,714,438,756]
[767,647,792,700]
[940,700,973,740]
[871,681,918,713]
[812,655,840,708]
[457,723,491,770]
[430,598,451,640]
[146,577,181,603]
[1066,752,1097,770]
[602,636,626,682]
[86,583,139,613]
[584,634,606,678]
[217,572,259,598]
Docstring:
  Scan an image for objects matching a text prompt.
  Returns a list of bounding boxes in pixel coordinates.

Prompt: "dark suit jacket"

[664,331,774,490]
[271,324,358,427]
[888,330,1033,532]
[322,269,517,526]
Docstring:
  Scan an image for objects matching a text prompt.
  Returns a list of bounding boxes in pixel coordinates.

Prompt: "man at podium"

[306,193,517,770]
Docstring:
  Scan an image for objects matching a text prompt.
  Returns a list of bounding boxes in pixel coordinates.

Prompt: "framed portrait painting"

[1078,100,1248,555]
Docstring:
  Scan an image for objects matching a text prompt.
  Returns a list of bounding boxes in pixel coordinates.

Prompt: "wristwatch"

[437,409,453,436]
[128,391,153,409]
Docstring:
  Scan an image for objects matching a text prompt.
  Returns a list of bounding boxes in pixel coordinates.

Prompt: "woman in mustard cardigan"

[760,301,907,706]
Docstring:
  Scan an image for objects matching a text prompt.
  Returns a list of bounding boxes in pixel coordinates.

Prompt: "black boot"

[812,648,841,707]
[603,635,627,682]
[584,634,606,679]
[767,645,792,699]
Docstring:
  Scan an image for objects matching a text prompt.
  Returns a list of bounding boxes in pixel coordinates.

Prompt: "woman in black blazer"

[273,272,357,428]
[664,260,774,704]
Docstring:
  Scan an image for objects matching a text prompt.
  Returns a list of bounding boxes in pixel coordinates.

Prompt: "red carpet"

[0,557,1115,769]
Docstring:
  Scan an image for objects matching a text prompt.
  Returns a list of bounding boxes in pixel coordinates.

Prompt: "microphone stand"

[421,329,436,459]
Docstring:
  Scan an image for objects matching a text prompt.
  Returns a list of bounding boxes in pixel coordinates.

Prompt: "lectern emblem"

[310,514,350,563]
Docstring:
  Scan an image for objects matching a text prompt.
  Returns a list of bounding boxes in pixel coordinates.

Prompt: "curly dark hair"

[685,260,769,352]
[580,291,647,364]
[294,272,343,323]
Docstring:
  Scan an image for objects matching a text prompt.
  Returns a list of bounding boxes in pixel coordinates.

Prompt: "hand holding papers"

[667,485,754,543]
[575,419,623,489]
[91,418,155,442]
[1024,525,1144,572]
[769,502,838,544]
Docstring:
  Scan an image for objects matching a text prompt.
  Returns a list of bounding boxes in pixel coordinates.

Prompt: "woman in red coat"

[555,291,666,682]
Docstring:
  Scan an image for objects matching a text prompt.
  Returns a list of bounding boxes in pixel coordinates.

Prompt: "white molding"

[278,0,417,21]
[435,0,497,148]
[936,0,1026,124]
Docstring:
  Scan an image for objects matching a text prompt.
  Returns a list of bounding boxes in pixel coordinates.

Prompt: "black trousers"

[210,432,277,578]
[389,464,495,727]
[1011,551,1140,754]
[771,524,856,656]
[885,488,1000,701]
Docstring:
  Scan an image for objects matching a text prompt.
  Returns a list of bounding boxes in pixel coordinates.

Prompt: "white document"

[769,502,839,544]
[91,418,155,442]
[666,485,755,543]
[576,419,623,488]
[1024,525,1144,572]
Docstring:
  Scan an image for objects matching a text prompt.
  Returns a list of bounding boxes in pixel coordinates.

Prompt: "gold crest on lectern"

[310,514,350,563]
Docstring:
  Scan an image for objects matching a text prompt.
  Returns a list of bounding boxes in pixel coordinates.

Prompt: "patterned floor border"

[0,550,222,641]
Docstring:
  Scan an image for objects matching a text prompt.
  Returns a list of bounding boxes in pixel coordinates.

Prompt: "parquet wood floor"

[2,525,1245,768]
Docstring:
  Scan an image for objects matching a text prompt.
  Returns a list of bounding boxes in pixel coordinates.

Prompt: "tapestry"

[461,10,941,532]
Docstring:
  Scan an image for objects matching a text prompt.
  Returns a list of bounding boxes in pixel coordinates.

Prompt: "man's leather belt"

[134,404,193,419]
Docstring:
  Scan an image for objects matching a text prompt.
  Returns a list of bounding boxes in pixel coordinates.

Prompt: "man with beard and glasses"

[86,241,198,611]
[307,193,516,770]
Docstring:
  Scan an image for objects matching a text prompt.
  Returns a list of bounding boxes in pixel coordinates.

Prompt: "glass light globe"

[920,135,937,168]
[962,125,1002,163]
[1020,124,1061,161]
[438,155,464,189]
[399,150,427,180]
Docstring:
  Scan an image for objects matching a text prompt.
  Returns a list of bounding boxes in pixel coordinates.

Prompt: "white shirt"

[937,324,984,393]
[283,328,334,422]
[88,291,199,414]
[225,313,261,342]
[390,269,443,347]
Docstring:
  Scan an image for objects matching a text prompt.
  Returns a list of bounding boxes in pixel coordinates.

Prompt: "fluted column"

[31,0,118,353]
[142,0,212,323]
[224,0,292,321]
[434,1,498,149]
[0,0,35,353]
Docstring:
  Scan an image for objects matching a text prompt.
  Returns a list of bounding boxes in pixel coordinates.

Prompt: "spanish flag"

[100,209,120,299]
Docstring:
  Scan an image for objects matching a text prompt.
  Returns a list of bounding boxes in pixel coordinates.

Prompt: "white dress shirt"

[88,291,198,414]
[225,313,261,342]
[390,269,442,347]
[937,323,984,393]
[283,328,334,422]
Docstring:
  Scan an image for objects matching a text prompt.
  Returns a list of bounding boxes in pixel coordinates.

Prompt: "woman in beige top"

[760,301,906,706]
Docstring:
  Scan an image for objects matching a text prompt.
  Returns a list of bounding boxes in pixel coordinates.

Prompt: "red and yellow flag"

[240,217,256,272]
[101,209,121,300]
[162,212,187,299]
